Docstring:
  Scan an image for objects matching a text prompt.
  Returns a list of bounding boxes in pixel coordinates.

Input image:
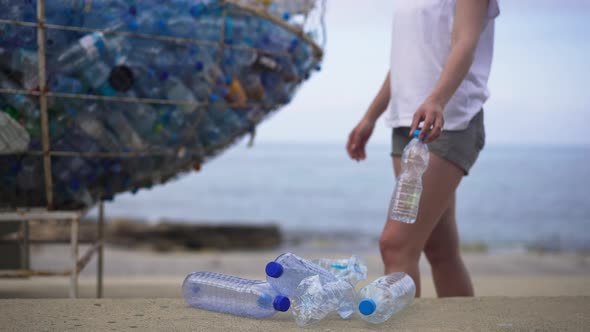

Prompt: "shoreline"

[20,218,590,255]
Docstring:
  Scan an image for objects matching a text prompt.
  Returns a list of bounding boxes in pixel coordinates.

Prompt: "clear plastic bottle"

[54,33,126,75]
[355,272,416,324]
[182,272,290,318]
[389,129,429,224]
[0,111,29,153]
[312,255,368,286]
[291,275,355,326]
[265,252,339,297]
[265,252,355,319]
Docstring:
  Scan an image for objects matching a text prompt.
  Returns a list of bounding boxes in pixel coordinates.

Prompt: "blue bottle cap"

[195,61,204,71]
[209,94,219,103]
[68,179,81,191]
[128,21,139,31]
[273,296,290,312]
[282,12,290,20]
[224,76,233,85]
[265,261,284,278]
[413,129,421,138]
[158,71,169,81]
[190,4,205,17]
[358,298,376,315]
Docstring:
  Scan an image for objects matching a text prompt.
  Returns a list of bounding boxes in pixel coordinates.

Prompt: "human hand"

[346,118,375,161]
[410,100,445,143]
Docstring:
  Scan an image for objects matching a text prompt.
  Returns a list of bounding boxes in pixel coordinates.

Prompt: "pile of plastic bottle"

[182,253,416,326]
[0,0,324,209]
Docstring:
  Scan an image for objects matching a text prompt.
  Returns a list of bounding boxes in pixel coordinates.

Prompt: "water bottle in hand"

[389,129,429,223]
[291,275,355,326]
[356,272,416,324]
[312,255,368,286]
[182,272,290,318]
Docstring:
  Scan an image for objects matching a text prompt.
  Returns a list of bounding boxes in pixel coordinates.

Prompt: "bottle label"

[254,53,280,71]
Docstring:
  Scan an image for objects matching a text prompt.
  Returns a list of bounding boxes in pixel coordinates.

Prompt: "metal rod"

[226,0,324,58]
[0,209,82,221]
[36,0,54,209]
[22,221,30,270]
[0,269,71,278]
[0,19,312,59]
[0,239,95,244]
[76,240,102,273]
[69,217,79,299]
[0,87,282,111]
[97,201,104,298]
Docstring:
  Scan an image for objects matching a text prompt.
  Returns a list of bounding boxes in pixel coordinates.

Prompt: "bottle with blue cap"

[265,252,340,296]
[182,272,291,318]
[356,272,416,324]
[389,128,430,224]
[265,252,355,320]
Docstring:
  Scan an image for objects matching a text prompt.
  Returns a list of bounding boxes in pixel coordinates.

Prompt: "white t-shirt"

[384,0,500,130]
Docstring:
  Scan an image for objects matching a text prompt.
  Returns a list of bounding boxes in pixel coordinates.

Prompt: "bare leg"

[424,193,474,297]
[380,153,464,297]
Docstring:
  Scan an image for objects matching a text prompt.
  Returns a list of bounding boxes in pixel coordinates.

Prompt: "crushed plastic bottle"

[291,275,355,326]
[265,252,355,319]
[312,255,368,286]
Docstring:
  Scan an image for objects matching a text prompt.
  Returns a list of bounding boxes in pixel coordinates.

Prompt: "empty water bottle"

[356,272,416,324]
[312,255,368,286]
[53,33,126,75]
[11,48,39,90]
[0,111,29,153]
[265,252,338,297]
[291,275,355,326]
[389,129,429,223]
[265,252,355,319]
[182,272,291,318]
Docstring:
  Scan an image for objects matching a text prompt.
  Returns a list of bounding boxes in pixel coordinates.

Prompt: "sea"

[92,141,590,252]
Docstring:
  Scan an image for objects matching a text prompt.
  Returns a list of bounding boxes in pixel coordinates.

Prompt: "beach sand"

[1,297,589,331]
[1,245,589,331]
[1,244,589,298]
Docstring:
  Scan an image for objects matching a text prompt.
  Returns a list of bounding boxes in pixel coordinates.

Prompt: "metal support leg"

[70,217,79,299]
[21,220,30,270]
[97,202,104,298]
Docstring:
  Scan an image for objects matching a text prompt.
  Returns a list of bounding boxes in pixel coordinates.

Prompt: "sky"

[253,0,590,146]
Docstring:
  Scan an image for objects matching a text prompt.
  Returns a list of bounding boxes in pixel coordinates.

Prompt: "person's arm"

[411,0,490,143]
[346,72,390,161]
[363,72,391,123]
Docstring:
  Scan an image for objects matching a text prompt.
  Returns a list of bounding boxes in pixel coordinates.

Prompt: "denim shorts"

[391,110,485,175]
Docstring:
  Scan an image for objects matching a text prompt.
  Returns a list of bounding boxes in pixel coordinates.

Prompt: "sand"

[1,245,589,299]
[1,297,588,331]
[1,245,589,331]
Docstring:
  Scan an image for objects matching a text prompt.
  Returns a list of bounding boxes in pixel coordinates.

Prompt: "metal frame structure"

[0,202,104,298]
[0,0,325,298]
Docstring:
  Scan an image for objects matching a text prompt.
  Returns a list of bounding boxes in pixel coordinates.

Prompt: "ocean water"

[95,142,590,251]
